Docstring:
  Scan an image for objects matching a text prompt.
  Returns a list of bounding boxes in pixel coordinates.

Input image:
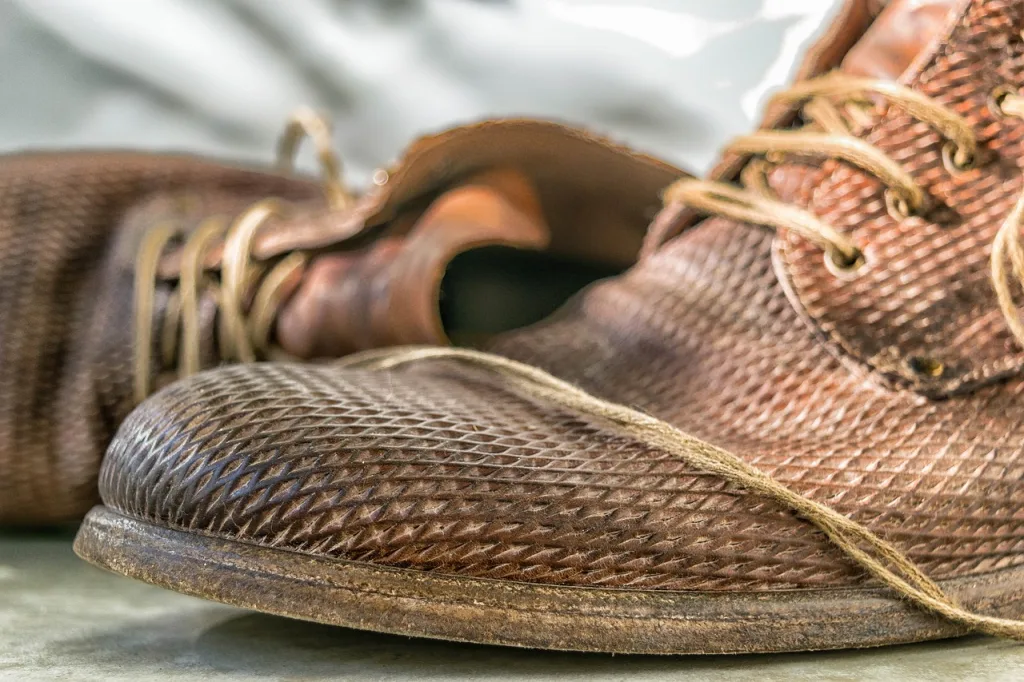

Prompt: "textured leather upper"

[97,0,1024,592]
[0,152,318,522]
[778,0,1024,395]
[99,216,1024,591]
[0,121,681,524]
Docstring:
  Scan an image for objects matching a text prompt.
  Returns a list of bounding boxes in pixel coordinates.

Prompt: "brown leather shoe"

[0,116,682,524]
[75,0,1024,654]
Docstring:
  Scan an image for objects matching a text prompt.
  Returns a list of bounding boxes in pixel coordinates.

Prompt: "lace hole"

[884,189,916,220]
[989,85,1019,118]
[908,355,945,378]
[941,140,977,174]
[825,246,865,277]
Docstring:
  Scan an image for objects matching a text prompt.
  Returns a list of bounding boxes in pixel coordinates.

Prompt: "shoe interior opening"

[439,245,620,346]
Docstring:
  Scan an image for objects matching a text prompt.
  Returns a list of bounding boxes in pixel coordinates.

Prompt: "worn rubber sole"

[75,505,1024,655]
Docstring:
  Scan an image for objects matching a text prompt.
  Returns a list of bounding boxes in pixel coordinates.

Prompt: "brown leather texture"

[0,153,320,523]
[0,120,683,524]
[778,0,1024,396]
[96,0,1024,595]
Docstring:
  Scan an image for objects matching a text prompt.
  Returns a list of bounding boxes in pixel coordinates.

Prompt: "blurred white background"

[0,0,843,181]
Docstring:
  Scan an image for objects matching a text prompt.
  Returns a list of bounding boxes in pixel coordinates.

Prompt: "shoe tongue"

[840,0,959,79]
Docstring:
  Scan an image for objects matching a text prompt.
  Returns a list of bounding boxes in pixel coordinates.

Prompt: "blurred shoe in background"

[0,114,683,524]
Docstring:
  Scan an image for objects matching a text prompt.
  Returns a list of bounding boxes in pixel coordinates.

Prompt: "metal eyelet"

[989,84,1019,118]
[884,188,916,221]
[908,355,945,378]
[824,246,866,278]
[941,140,977,174]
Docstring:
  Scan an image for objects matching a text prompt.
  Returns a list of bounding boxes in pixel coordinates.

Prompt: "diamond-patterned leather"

[778,0,1024,395]
[97,0,1024,591]
[0,152,319,523]
[98,216,1024,591]
[0,120,682,525]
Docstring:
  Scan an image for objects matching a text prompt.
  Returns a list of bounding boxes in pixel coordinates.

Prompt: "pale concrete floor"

[3,530,1024,681]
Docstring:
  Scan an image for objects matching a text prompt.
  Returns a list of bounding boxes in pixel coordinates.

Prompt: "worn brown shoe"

[74,0,1024,654]
[0,115,682,524]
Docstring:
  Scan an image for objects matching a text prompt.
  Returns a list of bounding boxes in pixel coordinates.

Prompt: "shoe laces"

[661,71,1024,349]
[335,74,1024,641]
[132,107,354,403]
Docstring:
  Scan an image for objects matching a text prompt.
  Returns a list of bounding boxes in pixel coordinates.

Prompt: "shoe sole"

[75,505,1024,654]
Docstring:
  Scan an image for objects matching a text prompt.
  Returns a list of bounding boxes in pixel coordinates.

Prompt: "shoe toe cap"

[99,361,861,591]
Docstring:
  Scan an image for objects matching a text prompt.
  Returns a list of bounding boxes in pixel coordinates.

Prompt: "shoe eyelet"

[825,246,866,278]
[885,189,916,221]
[908,355,945,378]
[941,140,978,174]
[989,84,1019,118]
